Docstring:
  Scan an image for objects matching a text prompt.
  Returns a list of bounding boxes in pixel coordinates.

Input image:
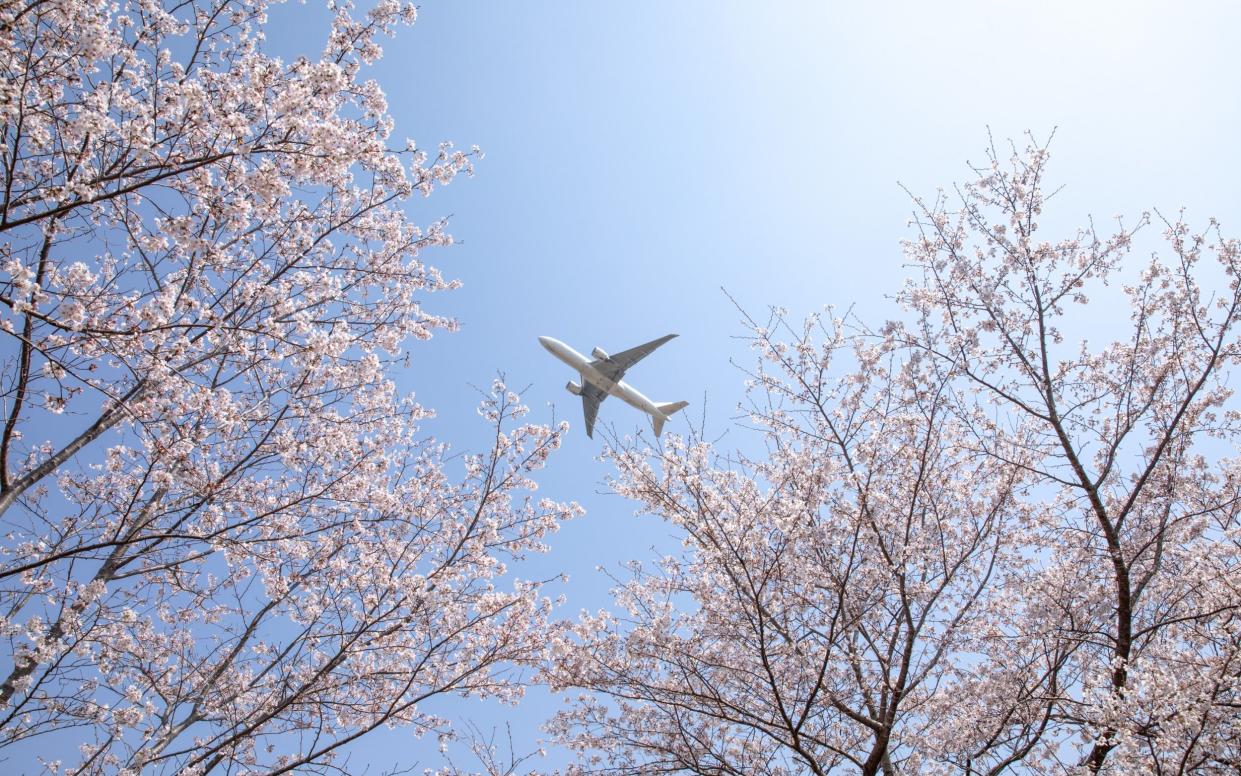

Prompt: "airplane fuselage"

[538,336,669,420]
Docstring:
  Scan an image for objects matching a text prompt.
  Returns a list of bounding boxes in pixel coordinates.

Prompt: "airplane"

[538,333,688,438]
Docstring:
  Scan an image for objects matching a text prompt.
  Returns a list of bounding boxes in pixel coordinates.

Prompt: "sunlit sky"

[264,1,1241,769]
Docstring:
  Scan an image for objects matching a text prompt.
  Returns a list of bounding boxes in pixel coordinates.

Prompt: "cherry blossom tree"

[547,140,1241,774]
[0,1,577,772]
[897,137,1241,773]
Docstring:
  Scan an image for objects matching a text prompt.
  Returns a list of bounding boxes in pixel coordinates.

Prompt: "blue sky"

[263,1,1241,769]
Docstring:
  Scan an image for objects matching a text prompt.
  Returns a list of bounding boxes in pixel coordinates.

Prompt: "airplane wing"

[581,382,608,438]
[591,334,678,382]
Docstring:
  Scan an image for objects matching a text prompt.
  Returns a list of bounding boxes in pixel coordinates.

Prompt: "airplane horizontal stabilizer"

[656,401,689,417]
[651,400,689,437]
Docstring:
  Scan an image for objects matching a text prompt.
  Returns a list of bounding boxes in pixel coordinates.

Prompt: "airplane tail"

[651,400,689,437]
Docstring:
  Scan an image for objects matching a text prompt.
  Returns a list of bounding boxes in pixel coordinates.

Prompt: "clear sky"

[262,1,1241,770]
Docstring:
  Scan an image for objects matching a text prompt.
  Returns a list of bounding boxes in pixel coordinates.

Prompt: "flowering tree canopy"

[0,1,577,772]
[548,140,1241,775]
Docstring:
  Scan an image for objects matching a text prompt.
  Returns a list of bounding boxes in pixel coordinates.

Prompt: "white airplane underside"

[539,334,688,438]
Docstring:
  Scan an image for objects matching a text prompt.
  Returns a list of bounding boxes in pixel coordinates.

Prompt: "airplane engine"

[565,381,583,396]
[591,347,609,360]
